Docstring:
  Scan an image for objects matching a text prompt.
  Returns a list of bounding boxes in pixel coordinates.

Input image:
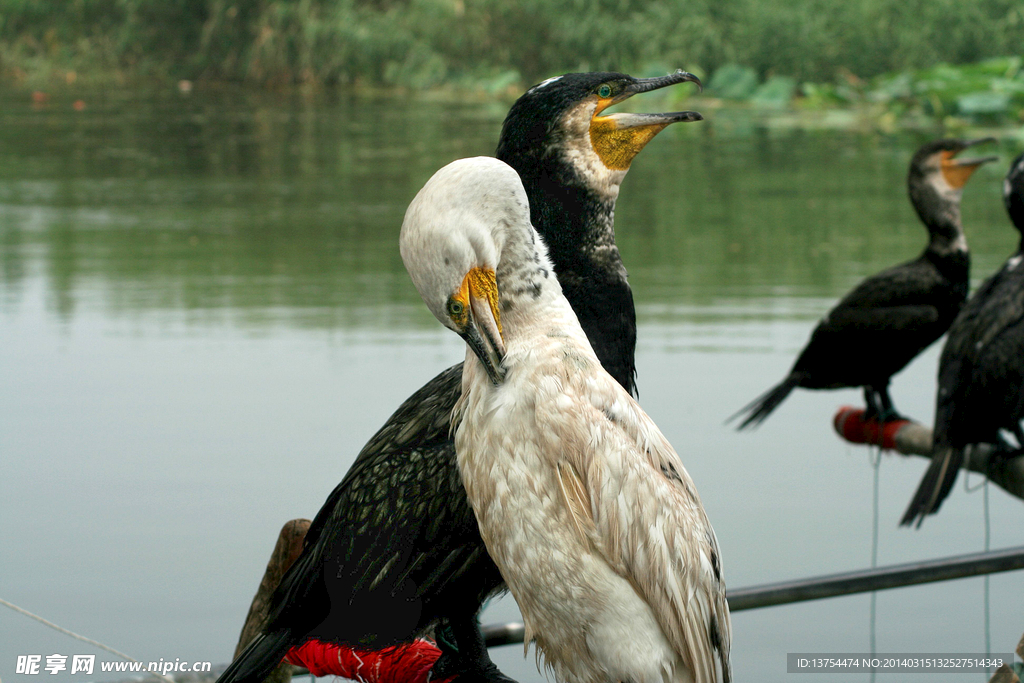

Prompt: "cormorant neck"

[1009,214,1024,253]
[910,182,967,257]
[508,148,623,253]
[499,148,637,395]
[926,223,967,256]
[494,226,567,335]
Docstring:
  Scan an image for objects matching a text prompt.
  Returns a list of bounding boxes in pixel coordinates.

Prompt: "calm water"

[1,88,1022,683]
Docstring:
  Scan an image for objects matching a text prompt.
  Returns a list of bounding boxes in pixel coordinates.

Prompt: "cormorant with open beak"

[901,151,1024,526]
[731,138,996,429]
[217,71,703,683]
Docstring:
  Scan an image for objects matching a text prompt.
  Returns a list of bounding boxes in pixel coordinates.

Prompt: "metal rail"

[481,545,1024,647]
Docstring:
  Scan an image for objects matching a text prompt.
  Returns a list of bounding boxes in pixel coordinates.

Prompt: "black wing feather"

[902,253,1024,525]
[260,363,503,651]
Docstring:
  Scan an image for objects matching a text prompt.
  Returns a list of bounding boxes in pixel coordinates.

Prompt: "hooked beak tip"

[631,70,703,96]
[460,324,506,386]
[678,69,704,94]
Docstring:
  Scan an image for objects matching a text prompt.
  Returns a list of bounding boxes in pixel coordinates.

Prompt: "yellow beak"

[454,267,506,385]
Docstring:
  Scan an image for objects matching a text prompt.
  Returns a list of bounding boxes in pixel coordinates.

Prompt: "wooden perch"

[833,407,1024,502]
[234,518,311,683]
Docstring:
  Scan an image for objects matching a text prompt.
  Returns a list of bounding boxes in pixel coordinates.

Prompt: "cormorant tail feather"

[728,375,800,431]
[215,630,295,683]
[899,446,963,528]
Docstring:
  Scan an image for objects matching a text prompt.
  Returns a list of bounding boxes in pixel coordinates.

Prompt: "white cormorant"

[402,156,731,683]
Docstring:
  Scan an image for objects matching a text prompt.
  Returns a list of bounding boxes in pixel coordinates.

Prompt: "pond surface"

[1,88,1021,683]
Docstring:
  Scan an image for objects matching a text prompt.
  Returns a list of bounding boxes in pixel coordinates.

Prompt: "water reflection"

[1,88,1021,683]
[1,89,1016,332]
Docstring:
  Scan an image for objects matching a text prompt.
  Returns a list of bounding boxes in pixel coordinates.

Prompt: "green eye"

[598,84,612,98]
[448,299,465,317]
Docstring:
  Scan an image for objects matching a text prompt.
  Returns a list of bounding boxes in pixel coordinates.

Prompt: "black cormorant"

[900,151,1024,527]
[217,71,703,683]
[731,138,996,430]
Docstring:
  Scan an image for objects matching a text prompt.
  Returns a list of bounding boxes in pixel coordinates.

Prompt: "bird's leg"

[429,620,462,679]
[428,614,516,683]
[874,384,907,423]
[863,387,883,422]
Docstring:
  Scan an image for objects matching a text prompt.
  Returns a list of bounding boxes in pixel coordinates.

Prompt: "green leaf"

[957,91,1011,115]
[708,64,759,100]
[751,75,796,108]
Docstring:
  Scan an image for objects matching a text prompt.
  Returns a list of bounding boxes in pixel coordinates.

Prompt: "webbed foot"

[429,616,517,683]
[430,655,516,683]
[863,386,907,424]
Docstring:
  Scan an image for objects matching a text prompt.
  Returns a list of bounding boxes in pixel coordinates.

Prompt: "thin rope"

[983,477,991,662]
[962,448,993,667]
[870,446,881,570]
[868,445,881,683]
[0,597,174,683]
[963,446,988,492]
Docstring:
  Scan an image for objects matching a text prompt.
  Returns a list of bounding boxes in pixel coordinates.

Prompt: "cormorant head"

[1003,151,1024,240]
[496,71,702,190]
[907,138,997,245]
[401,157,524,385]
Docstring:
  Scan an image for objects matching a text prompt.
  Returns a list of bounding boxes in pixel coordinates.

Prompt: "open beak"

[457,268,506,386]
[596,69,703,119]
[628,70,703,95]
[591,70,703,170]
[941,137,998,189]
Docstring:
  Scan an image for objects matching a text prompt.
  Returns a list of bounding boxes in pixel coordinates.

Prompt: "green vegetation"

[2,0,1023,89]
[699,57,1024,129]
[2,1,1024,127]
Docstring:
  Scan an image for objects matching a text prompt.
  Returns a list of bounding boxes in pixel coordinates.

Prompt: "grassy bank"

[697,56,1024,131]
[3,1,1024,130]
[2,0,1023,90]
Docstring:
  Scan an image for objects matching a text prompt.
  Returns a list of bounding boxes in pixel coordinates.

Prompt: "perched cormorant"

[402,155,731,683]
[218,71,703,683]
[901,151,1024,527]
[731,138,996,429]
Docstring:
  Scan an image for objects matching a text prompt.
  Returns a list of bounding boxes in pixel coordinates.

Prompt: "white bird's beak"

[457,267,506,385]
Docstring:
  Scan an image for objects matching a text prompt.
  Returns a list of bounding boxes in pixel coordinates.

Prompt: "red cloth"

[833,406,910,450]
[285,639,452,683]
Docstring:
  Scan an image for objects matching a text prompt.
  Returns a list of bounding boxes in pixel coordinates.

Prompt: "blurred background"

[1,2,1023,683]
[1,0,1024,99]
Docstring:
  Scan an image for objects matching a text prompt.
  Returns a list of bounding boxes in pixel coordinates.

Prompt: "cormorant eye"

[448,299,465,318]
[598,84,612,99]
